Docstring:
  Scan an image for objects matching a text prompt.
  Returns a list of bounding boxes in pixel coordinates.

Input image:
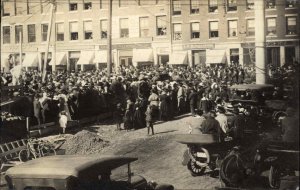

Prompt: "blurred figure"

[281,107,299,143]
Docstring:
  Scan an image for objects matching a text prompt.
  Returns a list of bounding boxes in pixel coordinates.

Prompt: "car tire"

[154,184,174,190]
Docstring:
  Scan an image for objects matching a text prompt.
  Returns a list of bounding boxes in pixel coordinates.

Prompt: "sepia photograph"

[0,0,299,189]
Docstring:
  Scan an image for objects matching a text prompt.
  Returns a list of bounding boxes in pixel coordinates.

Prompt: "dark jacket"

[200,116,220,134]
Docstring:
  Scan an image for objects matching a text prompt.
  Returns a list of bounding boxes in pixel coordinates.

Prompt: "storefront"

[49,52,67,71]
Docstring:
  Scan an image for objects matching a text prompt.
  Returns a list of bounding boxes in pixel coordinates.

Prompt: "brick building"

[1,0,299,72]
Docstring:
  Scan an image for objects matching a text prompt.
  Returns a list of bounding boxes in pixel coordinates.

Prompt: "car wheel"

[187,160,206,176]
[154,184,174,190]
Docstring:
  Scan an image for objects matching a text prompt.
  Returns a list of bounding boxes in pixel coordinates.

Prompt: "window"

[56,23,64,41]
[246,19,255,36]
[266,0,276,9]
[28,1,40,14]
[286,0,297,8]
[100,20,108,39]
[100,0,108,9]
[230,49,239,65]
[28,24,36,43]
[120,18,129,38]
[173,23,182,40]
[156,0,165,4]
[41,24,48,41]
[228,20,238,37]
[246,0,254,10]
[191,22,200,39]
[139,17,149,37]
[2,26,10,44]
[156,16,167,36]
[16,1,27,15]
[227,0,237,11]
[15,25,23,43]
[267,18,276,35]
[84,1,92,10]
[190,0,200,14]
[41,1,50,13]
[266,18,276,35]
[209,21,218,38]
[70,22,78,40]
[139,0,155,6]
[286,17,297,35]
[209,0,218,13]
[2,1,14,16]
[172,0,181,15]
[84,21,93,39]
[119,0,128,7]
[69,2,78,11]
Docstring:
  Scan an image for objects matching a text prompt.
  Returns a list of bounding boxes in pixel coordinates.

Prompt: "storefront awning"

[169,52,188,65]
[94,50,107,64]
[132,49,153,63]
[77,51,95,65]
[49,52,67,66]
[22,53,38,67]
[206,49,227,64]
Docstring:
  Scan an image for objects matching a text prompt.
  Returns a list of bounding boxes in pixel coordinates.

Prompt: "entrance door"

[192,50,206,67]
[285,47,295,65]
[119,56,132,67]
[158,55,169,66]
[267,47,280,68]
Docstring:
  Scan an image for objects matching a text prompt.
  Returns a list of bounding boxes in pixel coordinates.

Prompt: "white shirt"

[215,113,228,133]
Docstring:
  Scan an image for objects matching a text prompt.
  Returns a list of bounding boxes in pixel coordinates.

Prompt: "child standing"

[59,111,68,134]
[145,105,154,135]
[114,103,124,130]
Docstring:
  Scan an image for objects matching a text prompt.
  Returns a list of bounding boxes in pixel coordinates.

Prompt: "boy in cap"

[114,103,124,130]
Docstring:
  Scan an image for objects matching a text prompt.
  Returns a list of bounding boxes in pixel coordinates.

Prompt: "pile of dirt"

[64,130,109,155]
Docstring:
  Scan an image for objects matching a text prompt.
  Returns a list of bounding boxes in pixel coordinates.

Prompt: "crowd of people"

[1,62,299,139]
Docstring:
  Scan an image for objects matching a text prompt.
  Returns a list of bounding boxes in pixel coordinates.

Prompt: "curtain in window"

[70,22,78,32]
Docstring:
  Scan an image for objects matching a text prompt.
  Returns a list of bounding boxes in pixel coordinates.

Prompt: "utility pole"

[255,0,266,84]
[107,0,112,77]
[42,1,55,82]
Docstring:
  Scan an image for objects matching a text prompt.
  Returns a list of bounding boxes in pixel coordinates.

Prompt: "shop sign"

[182,44,214,50]
[99,43,151,50]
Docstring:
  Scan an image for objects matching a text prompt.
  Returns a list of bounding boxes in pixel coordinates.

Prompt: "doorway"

[158,55,169,66]
[119,56,132,67]
[267,47,280,68]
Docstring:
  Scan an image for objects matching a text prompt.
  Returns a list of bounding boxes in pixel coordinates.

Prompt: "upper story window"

[191,22,200,39]
[173,23,182,40]
[227,0,237,12]
[84,21,93,40]
[286,17,297,35]
[41,1,50,13]
[266,18,276,36]
[70,22,79,40]
[69,2,78,11]
[28,24,36,43]
[84,1,92,10]
[156,0,165,4]
[139,17,149,37]
[246,0,254,10]
[56,23,64,41]
[28,2,41,14]
[100,0,108,9]
[246,19,255,36]
[41,24,48,41]
[120,18,129,38]
[100,20,108,39]
[16,1,27,15]
[286,0,297,8]
[15,25,23,43]
[209,0,218,13]
[119,0,128,7]
[209,21,219,38]
[266,0,276,9]
[228,20,238,37]
[139,0,155,6]
[172,0,181,15]
[156,16,167,36]
[190,0,200,14]
[2,26,11,44]
[2,1,14,16]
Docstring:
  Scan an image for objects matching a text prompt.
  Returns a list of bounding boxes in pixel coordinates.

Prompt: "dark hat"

[217,106,226,114]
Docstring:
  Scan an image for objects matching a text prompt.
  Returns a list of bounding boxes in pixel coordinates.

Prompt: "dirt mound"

[64,130,109,155]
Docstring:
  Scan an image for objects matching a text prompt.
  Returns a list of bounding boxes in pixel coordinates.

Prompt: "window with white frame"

[209,21,219,38]
[15,25,23,43]
[286,0,297,8]
[246,0,254,10]
[140,17,149,37]
[266,0,276,9]
[2,26,10,44]
[120,18,129,38]
[2,1,14,16]
[100,0,108,9]
[246,19,255,36]
[191,22,200,39]
[84,1,92,10]
[209,0,218,13]
[70,22,78,40]
[228,20,238,37]
[267,18,276,35]
[172,0,181,15]
[56,23,64,41]
[41,24,48,41]
[16,1,26,15]
[84,21,93,39]
[28,1,41,14]
[190,0,200,14]
[28,24,36,43]
[100,20,108,39]
[286,17,297,35]
[227,0,237,11]
[173,23,182,40]
[157,16,167,36]
[69,1,78,11]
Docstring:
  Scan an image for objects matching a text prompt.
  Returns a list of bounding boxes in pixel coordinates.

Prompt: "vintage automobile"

[4,155,174,190]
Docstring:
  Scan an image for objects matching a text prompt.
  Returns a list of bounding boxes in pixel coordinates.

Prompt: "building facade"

[1,0,299,72]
